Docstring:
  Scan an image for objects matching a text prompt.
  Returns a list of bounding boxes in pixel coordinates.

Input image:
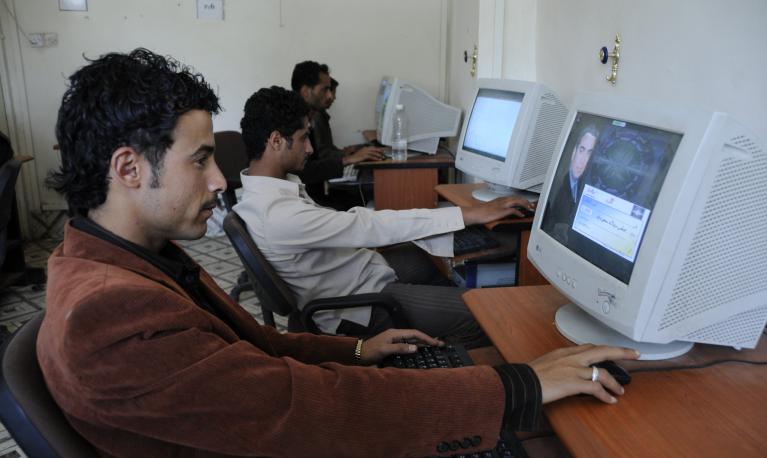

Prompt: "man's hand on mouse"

[529,344,640,405]
[460,196,535,226]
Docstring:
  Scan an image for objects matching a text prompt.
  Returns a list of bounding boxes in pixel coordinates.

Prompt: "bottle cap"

[396,104,404,110]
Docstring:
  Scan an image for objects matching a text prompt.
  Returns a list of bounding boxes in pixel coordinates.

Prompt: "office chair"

[0,312,99,458]
[212,130,257,301]
[0,131,13,166]
[0,159,22,267]
[214,130,249,212]
[223,211,408,334]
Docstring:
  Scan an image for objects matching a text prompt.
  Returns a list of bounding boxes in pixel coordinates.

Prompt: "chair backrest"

[0,312,98,458]
[214,131,249,211]
[223,211,298,317]
[0,131,13,166]
[0,159,22,265]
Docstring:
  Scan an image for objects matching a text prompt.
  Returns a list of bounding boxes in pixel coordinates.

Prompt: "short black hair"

[290,61,329,92]
[575,125,600,148]
[48,48,220,216]
[330,77,339,90]
[241,86,310,162]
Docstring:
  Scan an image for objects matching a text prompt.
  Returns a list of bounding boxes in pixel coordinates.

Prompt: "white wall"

[7,0,447,210]
[500,0,536,81]
[534,0,767,142]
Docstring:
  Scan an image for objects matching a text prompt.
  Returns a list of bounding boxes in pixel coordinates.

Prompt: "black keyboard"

[453,226,500,256]
[379,343,474,369]
[433,438,519,458]
[380,344,525,458]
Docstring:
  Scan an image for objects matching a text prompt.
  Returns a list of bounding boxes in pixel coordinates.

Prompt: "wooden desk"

[356,151,454,210]
[435,183,548,286]
[463,285,767,458]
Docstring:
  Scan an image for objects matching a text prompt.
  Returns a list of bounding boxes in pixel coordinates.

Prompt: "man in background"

[291,60,384,208]
[237,86,540,346]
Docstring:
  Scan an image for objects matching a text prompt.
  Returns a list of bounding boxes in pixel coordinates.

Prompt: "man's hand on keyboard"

[359,329,444,365]
[460,196,535,226]
[342,146,386,165]
[529,344,640,405]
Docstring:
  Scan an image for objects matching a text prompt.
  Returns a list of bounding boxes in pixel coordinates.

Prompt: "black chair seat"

[0,312,98,457]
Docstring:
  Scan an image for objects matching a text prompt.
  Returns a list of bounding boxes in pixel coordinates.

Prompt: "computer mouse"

[595,360,631,385]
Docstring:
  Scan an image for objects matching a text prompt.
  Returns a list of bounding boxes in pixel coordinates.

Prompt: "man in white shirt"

[234,86,533,347]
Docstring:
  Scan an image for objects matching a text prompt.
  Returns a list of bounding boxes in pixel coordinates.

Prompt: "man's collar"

[240,170,305,196]
[70,216,198,285]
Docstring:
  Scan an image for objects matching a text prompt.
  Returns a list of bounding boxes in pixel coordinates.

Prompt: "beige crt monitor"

[376,77,460,154]
[455,79,568,202]
[528,92,767,360]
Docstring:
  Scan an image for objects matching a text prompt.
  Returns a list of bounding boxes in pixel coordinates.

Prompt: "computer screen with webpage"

[462,89,524,161]
[530,93,767,358]
[540,112,682,284]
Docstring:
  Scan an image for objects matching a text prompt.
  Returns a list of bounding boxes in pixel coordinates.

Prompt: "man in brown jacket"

[38,48,637,457]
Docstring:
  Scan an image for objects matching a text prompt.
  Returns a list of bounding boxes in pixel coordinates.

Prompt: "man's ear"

[299,85,311,101]
[110,146,144,189]
[266,130,283,151]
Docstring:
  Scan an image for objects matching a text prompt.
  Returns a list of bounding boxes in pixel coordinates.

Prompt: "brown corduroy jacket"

[37,223,509,457]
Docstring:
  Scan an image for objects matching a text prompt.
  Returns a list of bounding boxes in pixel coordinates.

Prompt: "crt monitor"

[528,92,767,360]
[455,79,569,202]
[376,77,461,154]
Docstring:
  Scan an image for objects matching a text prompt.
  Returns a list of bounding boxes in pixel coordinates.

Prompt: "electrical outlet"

[29,33,45,48]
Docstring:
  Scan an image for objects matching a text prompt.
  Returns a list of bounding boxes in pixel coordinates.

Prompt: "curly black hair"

[290,61,329,92]
[47,48,220,216]
[240,86,310,162]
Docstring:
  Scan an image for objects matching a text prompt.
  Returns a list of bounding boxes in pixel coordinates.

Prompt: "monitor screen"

[461,89,524,161]
[540,112,683,283]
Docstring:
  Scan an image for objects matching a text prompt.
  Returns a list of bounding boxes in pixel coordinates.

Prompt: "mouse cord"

[629,358,767,375]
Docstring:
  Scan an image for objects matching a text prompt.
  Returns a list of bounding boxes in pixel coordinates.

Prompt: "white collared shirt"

[233,173,464,333]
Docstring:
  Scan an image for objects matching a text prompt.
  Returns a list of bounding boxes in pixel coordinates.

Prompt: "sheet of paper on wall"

[59,0,87,11]
[197,0,224,21]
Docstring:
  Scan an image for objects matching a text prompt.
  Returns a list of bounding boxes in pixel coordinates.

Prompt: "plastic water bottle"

[391,104,408,161]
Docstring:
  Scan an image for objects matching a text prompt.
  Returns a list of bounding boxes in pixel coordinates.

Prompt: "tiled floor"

[0,234,284,457]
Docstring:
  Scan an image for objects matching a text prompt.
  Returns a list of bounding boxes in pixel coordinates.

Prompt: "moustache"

[200,198,219,212]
